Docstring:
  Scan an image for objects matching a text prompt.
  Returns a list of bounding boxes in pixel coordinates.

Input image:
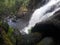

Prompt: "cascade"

[21,0,60,34]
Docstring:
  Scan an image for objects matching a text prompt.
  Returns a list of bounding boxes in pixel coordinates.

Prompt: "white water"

[21,0,60,34]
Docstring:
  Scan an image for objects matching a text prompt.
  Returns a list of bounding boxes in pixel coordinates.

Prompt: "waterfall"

[20,0,60,34]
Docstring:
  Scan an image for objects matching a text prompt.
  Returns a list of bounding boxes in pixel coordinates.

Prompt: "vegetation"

[0,20,22,45]
[0,0,31,45]
[0,0,30,16]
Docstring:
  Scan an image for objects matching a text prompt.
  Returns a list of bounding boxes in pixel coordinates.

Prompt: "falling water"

[21,0,60,34]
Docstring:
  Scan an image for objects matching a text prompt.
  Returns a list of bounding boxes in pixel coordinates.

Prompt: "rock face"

[31,10,60,45]
[37,37,55,45]
[28,0,49,9]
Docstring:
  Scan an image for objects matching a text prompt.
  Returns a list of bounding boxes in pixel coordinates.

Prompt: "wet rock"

[37,37,55,45]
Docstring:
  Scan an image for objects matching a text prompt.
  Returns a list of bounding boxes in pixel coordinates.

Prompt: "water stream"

[6,0,60,35]
[22,0,60,34]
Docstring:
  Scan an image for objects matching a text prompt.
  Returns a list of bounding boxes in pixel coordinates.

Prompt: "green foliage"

[0,21,2,26]
[7,27,14,37]
[0,0,30,15]
[2,22,9,32]
[4,0,15,8]
[0,20,9,33]
[0,21,13,45]
[0,20,23,45]
[7,26,16,44]
[0,21,15,44]
[1,29,13,45]
[22,0,30,7]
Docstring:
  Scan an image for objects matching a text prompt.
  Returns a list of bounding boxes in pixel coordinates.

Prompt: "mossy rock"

[37,37,55,45]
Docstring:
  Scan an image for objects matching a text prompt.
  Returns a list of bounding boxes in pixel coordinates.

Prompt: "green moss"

[7,27,14,37]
